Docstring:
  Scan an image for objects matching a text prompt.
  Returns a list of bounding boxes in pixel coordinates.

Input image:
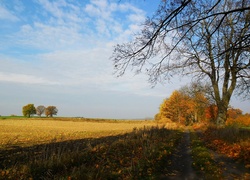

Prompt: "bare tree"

[111,0,250,126]
[36,105,45,117]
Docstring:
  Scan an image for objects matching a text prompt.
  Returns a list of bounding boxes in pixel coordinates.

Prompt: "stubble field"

[0,118,156,148]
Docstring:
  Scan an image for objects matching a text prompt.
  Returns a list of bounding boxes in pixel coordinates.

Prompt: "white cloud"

[0,5,19,21]
[84,0,146,39]
[2,0,146,52]
[0,72,59,85]
[16,22,87,50]
[37,0,76,21]
[0,0,170,118]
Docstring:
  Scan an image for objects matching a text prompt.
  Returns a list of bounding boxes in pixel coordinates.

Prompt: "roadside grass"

[0,116,24,120]
[0,119,181,179]
[190,131,222,179]
[200,124,250,169]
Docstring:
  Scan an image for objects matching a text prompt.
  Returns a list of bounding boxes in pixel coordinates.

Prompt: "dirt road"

[161,129,250,179]
[161,129,198,179]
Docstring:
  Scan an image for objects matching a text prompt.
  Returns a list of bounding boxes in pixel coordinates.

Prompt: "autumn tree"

[227,107,243,119]
[157,83,211,125]
[45,106,58,117]
[22,104,36,118]
[36,105,45,117]
[159,90,191,125]
[155,98,172,123]
[112,0,250,126]
[205,104,218,123]
[179,83,210,123]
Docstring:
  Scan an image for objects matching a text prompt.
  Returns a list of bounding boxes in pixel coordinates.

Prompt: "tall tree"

[36,105,45,117]
[45,106,58,117]
[22,104,36,118]
[112,0,250,126]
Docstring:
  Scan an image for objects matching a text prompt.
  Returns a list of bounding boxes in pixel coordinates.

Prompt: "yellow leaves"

[163,149,167,155]
[245,164,250,169]
[202,126,250,165]
[147,168,153,175]
[1,170,9,176]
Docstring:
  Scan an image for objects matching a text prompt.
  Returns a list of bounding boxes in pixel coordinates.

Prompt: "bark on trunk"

[216,110,227,126]
[216,102,228,126]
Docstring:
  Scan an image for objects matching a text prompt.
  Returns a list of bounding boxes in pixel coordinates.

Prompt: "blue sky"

[0,0,249,118]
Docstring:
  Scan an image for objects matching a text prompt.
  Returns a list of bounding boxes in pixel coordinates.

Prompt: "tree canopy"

[22,104,36,118]
[45,106,58,117]
[112,0,250,126]
[36,105,45,117]
[156,83,249,126]
[157,83,209,125]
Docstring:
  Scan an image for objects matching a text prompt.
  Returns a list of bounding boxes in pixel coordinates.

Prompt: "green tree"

[45,106,58,117]
[36,105,45,117]
[22,104,36,118]
[112,0,250,126]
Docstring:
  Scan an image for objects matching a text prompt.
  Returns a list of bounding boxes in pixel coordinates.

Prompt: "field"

[1,118,181,179]
[0,118,156,148]
[0,118,249,179]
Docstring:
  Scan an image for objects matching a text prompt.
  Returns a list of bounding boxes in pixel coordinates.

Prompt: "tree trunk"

[216,100,229,126]
[216,108,227,126]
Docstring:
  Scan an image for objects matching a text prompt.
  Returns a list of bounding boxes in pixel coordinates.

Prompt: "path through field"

[161,129,198,179]
[161,128,250,179]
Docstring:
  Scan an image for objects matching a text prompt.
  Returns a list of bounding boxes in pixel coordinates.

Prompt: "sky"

[0,0,249,119]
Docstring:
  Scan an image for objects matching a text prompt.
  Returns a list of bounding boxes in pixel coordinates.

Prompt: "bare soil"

[160,129,198,179]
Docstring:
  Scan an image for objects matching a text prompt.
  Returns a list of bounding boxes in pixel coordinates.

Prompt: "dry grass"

[0,118,182,179]
[0,118,156,148]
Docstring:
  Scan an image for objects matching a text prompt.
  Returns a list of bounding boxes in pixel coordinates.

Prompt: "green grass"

[241,126,250,130]
[0,116,24,120]
[190,131,222,179]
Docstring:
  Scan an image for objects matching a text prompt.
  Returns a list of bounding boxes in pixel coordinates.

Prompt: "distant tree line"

[22,104,58,117]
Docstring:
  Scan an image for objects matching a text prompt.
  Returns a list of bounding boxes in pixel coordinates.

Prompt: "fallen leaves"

[202,126,250,165]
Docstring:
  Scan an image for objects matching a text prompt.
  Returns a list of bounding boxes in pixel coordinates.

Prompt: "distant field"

[0,118,156,148]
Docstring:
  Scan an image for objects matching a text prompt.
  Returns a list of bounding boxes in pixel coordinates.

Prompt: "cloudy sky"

[0,0,249,119]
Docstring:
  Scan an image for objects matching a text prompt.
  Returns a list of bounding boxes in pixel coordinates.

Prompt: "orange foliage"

[158,89,209,125]
[227,108,242,119]
[202,127,250,165]
[205,105,218,123]
[226,113,250,126]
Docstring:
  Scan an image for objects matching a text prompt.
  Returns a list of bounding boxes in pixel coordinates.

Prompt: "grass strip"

[190,131,222,179]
